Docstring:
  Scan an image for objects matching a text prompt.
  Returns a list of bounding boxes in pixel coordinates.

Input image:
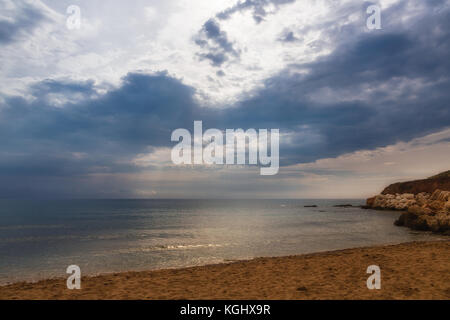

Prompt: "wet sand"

[1,241,449,300]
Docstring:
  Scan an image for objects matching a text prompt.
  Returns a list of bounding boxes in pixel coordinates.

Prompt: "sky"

[0,0,449,199]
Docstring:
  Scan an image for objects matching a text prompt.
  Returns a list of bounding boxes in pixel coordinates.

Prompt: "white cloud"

[133,147,173,167]
[0,0,408,105]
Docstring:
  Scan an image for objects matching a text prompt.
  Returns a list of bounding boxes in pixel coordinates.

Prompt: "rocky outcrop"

[368,193,418,210]
[381,171,450,195]
[394,190,450,234]
[365,171,450,234]
[365,189,450,235]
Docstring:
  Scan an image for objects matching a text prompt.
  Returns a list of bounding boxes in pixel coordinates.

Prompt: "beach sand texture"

[1,241,449,300]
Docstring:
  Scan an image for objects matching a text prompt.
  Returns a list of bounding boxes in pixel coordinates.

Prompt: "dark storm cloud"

[195,19,240,67]
[1,0,450,197]
[0,72,212,178]
[0,3,47,44]
[220,1,450,164]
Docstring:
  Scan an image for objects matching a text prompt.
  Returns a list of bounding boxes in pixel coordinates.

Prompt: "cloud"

[194,0,297,66]
[0,72,207,181]
[292,128,450,175]
[195,18,240,66]
[220,0,450,165]
[282,128,450,198]
[1,0,450,198]
[216,0,296,24]
[278,30,300,43]
[0,1,48,44]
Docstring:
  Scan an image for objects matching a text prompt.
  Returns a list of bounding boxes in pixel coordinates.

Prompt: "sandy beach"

[0,240,449,300]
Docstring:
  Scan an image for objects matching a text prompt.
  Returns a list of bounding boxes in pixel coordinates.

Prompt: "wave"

[163,243,225,250]
[89,243,228,257]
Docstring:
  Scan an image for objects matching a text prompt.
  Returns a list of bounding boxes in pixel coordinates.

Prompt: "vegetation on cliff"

[381,170,450,195]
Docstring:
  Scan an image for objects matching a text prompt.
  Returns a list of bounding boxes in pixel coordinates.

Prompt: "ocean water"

[0,199,443,284]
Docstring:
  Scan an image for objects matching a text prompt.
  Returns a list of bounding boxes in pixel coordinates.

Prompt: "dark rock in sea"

[304,205,317,208]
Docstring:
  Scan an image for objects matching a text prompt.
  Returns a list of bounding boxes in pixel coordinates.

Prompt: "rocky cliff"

[381,170,450,195]
[366,171,450,235]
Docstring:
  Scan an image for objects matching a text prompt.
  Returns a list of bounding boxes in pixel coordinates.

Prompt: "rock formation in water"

[365,171,450,235]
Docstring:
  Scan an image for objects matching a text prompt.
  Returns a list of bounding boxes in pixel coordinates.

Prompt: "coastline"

[1,240,448,300]
[364,171,450,234]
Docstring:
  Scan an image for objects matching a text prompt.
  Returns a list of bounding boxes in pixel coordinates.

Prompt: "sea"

[0,199,444,285]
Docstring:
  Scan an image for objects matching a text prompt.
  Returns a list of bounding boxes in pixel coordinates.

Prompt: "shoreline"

[0,236,440,286]
[1,240,449,300]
